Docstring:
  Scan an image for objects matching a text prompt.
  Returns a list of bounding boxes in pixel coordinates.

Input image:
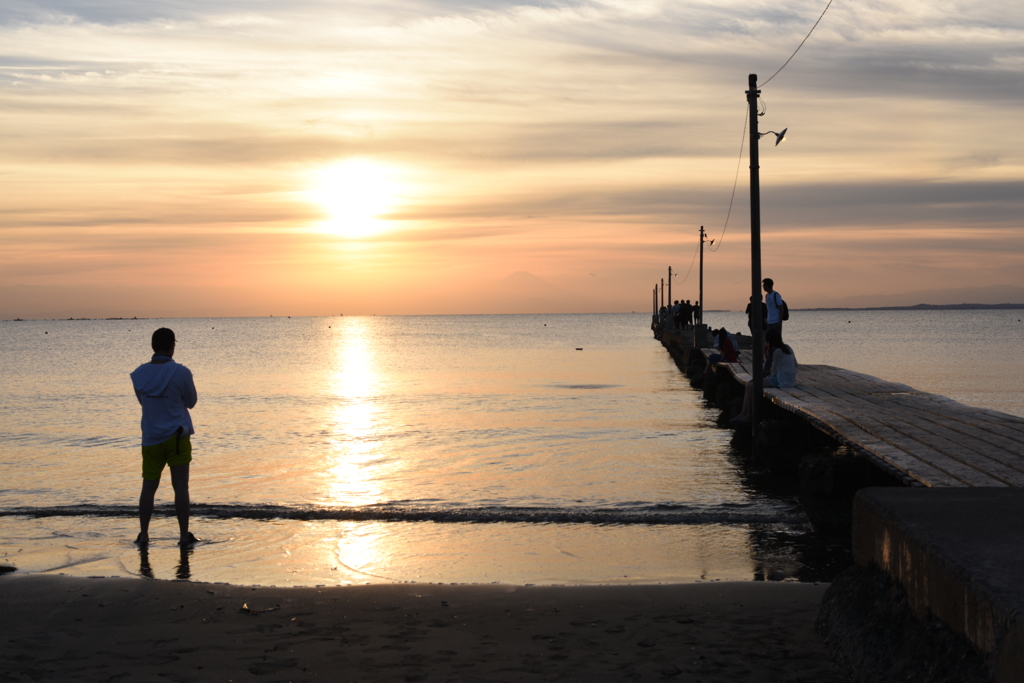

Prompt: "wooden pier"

[660,330,1024,680]
[718,350,1024,488]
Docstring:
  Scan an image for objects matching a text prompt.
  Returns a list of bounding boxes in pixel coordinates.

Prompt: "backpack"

[772,291,789,321]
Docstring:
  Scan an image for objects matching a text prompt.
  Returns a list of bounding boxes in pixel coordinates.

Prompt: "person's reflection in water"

[136,542,194,580]
[138,544,154,579]
[176,545,193,580]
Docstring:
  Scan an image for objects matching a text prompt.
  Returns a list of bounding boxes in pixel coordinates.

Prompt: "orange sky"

[3,0,1024,317]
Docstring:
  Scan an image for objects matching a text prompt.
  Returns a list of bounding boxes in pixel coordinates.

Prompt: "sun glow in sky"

[2,0,1024,317]
[309,160,401,239]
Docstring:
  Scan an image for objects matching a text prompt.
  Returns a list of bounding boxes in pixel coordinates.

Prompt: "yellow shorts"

[141,432,192,481]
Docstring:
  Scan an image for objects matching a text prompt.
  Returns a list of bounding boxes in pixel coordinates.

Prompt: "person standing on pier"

[763,278,785,332]
[130,328,199,546]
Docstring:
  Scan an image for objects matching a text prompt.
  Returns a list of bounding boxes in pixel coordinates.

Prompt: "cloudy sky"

[3,0,1023,317]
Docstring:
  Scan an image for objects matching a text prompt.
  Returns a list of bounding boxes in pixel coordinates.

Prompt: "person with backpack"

[762,278,788,332]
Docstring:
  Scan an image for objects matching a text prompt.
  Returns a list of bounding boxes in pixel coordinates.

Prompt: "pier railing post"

[747,73,765,436]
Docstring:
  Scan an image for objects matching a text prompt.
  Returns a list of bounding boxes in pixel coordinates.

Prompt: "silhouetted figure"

[763,278,785,332]
[130,328,199,546]
[746,299,767,334]
[705,327,738,370]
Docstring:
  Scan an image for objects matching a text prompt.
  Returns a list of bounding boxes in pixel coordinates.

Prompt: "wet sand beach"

[0,574,844,682]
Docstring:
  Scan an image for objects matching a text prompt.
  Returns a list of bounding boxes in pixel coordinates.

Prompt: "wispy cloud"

[2,0,1024,315]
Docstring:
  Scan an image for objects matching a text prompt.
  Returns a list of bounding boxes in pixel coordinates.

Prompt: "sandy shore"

[0,575,844,682]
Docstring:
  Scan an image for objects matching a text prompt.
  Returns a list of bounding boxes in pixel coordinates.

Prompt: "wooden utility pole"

[667,266,673,311]
[747,74,765,435]
[698,226,706,325]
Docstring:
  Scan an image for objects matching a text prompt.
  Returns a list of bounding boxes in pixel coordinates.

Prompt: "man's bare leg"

[137,479,160,544]
[170,463,194,545]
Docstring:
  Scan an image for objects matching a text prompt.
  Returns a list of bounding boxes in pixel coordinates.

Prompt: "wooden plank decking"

[719,351,1024,488]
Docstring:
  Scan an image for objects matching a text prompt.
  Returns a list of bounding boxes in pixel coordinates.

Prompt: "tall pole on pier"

[667,266,673,310]
[747,73,765,434]
[660,278,665,310]
[698,226,706,325]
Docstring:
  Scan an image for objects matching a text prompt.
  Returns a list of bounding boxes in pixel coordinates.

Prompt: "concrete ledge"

[852,487,1024,683]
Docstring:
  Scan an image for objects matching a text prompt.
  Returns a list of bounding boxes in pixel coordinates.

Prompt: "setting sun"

[309,160,399,238]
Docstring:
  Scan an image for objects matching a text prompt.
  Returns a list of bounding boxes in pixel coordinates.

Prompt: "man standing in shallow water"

[130,328,198,546]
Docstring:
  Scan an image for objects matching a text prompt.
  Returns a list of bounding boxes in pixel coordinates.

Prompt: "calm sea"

[1,310,1020,586]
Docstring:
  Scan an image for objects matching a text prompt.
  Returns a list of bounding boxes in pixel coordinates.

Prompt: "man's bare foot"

[135,533,149,545]
[178,532,200,547]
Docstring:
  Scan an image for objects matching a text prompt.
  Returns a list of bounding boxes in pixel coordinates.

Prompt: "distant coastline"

[796,303,1024,311]
[5,304,1024,322]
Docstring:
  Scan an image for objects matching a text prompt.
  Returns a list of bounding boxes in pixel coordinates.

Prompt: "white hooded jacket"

[130,355,197,446]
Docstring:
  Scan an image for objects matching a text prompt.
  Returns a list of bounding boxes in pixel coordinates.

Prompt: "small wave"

[0,502,808,526]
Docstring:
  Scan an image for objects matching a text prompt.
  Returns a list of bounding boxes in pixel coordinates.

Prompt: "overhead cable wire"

[697,0,833,269]
[711,0,833,252]
[675,237,701,285]
[709,108,748,253]
[759,0,835,87]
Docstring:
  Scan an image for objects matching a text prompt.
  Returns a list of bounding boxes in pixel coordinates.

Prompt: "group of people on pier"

[652,299,701,338]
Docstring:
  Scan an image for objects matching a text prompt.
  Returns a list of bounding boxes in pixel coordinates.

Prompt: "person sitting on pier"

[730,329,797,426]
[706,328,738,370]
[764,329,796,387]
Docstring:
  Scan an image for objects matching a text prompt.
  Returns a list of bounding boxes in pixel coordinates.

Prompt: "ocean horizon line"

[6,303,1024,323]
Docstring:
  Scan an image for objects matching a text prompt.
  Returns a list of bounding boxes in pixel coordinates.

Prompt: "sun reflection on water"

[321,318,394,507]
